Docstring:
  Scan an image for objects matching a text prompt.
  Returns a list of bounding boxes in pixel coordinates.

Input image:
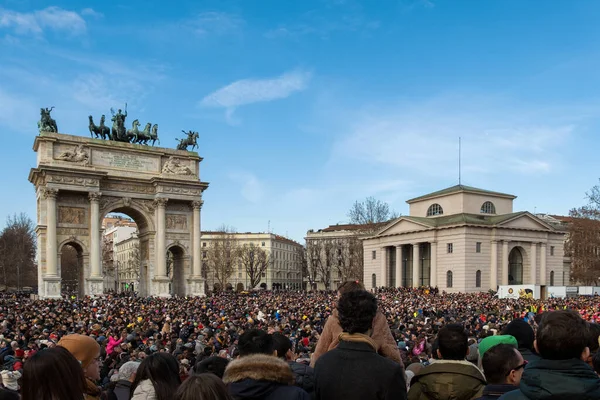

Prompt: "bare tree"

[205,225,239,291]
[239,243,270,289]
[305,240,322,290]
[347,197,398,233]
[0,213,37,291]
[295,246,309,291]
[566,206,600,285]
[331,237,364,282]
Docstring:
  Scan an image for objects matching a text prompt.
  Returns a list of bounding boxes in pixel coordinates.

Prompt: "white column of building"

[44,188,59,276]
[540,243,547,285]
[380,247,387,287]
[191,200,203,277]
[530,242,537,284]
[490,240,498,290]
[430,242,438,288]
[412,243,420,288]
[89,192,102,277]
[502,241,509,285]
[395,246,402,288]
[155,198,169,277]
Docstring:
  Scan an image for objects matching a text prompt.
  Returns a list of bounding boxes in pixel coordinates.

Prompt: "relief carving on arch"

[58,206,86,225]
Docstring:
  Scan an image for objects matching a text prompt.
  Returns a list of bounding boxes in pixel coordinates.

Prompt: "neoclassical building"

[363,185,567,292]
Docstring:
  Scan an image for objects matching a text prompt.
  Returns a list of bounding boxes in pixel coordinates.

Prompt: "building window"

[447,271,453,288]
[550,270,554,286]
[476,270,481,288]
[202,251,207,259]
[238,272,242,278]
[202,242,206,247]
[427,203,444,217]
[262,242,265,247]
[372,273,376,288]
[261,273,266,278]
[480,201,496,214]
[476,242,481,253]
[372,250,377,260]
[550,246,555,256]
[447,243,453,254]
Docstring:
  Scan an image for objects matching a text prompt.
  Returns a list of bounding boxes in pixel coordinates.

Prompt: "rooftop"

[406,184,516,203]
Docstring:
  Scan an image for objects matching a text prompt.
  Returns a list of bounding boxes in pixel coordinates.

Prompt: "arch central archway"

[509,247,524,285]
[59,241,86,298]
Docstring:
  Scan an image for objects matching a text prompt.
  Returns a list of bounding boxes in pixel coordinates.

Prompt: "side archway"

[167,244,187,296]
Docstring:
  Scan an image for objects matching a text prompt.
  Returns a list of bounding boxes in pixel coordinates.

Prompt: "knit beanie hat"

[58,334,100,368]
[502,319,535,350]
[478,335,518,358]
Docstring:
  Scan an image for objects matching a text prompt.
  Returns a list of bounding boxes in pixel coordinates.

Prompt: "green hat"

[478,335,518,358]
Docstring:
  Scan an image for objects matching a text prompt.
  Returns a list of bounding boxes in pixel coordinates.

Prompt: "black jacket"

[499,358,600,400]
[517,348,540,363]
[224,354,310,400]
[476,384,518,400]
[106,380,132,400]
[314,336,407,400]
[288,361,314,395]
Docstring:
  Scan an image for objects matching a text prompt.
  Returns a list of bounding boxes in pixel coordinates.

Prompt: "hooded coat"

[311,309,403,368]
[224,354,310,400]
[408,360,486,400]
[498,358,600,400]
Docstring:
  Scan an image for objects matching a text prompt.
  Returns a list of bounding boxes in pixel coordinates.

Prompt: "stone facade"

[363,185,567,293]
[29,132,209,298]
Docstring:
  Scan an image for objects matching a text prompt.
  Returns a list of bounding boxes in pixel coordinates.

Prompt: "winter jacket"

[408,360,486,400]
[106,380,132,400]
[131,379,157,400]
[106,337,123,356]
[224,354,310,400]
[498,358,600,400]
[288,360,314,395]
[517,348,540,364]
[311,309,403,368]
[84,378,102,400]
[314,333,407,400]
[475,384,518,400]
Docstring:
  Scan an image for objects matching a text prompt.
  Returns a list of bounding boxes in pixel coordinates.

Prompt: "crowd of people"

[0,284,600,399]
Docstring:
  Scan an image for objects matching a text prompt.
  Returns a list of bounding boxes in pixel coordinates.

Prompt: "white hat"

[1,370,21,391]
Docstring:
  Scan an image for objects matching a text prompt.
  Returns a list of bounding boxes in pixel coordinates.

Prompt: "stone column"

[380,247,387,287]
[155,198,169,277]
[43,188,59,277]
[430,242,438,288]
[540,243,547,285]
[191,201,203,277]
[502,241,509,286]
[412,243,420,288]
[395,246,402,288]
[530,242,537,285]
[490,240,498,290]
[89,192,102,278]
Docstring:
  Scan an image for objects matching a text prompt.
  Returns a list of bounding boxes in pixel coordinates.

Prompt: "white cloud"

[186,11,243,36]
[0,6,86,35]
[229,172,265,203]
[200,69,312,109]
[81,8,103,18]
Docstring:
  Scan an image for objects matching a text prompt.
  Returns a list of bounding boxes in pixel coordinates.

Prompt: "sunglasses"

[507,360,528,375]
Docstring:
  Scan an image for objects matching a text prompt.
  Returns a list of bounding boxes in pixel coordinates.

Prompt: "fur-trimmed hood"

[224,354,295,385]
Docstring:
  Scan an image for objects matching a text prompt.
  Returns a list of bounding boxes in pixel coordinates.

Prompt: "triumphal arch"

[29,131,209,298]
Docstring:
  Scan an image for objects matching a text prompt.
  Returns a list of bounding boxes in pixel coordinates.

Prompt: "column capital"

[42,187,59,199]
[191,200,204,210]
[88,192,102,202]
[491,239,498,244]
[540,242,548,247]
[154,197,169,208]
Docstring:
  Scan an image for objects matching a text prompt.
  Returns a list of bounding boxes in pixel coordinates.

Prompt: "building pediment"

[495,212,555,231]
[375,217,433,236]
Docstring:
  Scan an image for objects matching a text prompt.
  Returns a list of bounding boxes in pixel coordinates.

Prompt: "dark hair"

[431,338,441,360]
[587,323,600,353]
[21,347,87,400]
[130,352,181,400]
[481,344,522,385]
[437,324,468,360]
[0,389,19,400]
[536,310,589,360]
[238,329,273,356]
[272,333,292,359]
[337,281,364,295]
[593,349,600,374]
[502,319,534,350]
[337,290,377,334]
[194,356,230,379]
[175,374,232,400]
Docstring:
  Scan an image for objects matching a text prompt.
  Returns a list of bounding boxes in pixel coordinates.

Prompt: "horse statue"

[37,106,58,133]
[88,115,111,140]
[126,119,141,143]
[134,122,152,145]
[150,124,160,146]
[176,130,199,151]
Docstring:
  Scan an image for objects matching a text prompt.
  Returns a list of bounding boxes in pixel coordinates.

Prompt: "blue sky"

[1,0,600,242]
